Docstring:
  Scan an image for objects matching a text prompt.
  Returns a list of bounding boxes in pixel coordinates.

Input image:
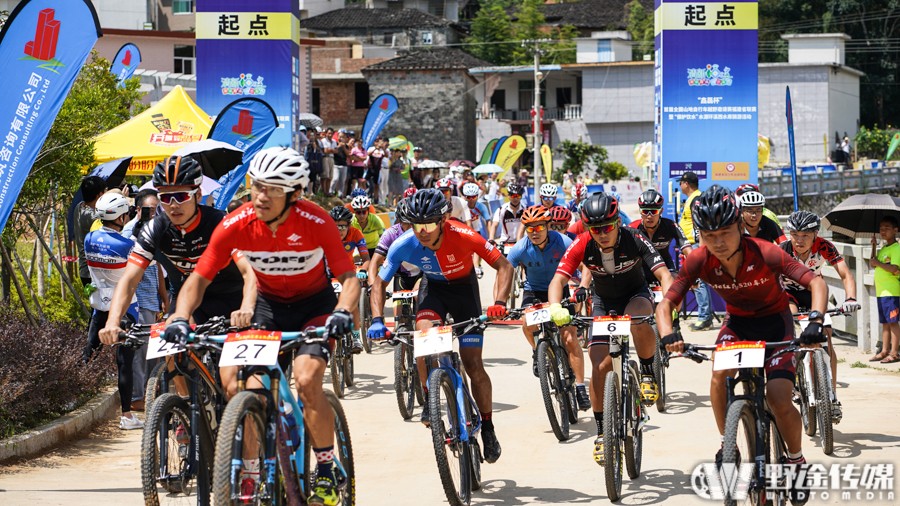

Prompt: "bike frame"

[433,351,482,445]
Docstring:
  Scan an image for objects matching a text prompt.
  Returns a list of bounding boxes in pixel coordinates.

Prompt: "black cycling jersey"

[131,205,244,296]
[743,216,784,244]
[556,226,664,300]
[631,217,690,270]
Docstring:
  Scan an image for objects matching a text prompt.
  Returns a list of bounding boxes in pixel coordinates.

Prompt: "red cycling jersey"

[342,226,367,263]
[195,201,354,303]
[665,237,816,318]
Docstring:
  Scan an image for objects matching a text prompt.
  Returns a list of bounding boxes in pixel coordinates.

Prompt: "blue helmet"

[350,188,367,198]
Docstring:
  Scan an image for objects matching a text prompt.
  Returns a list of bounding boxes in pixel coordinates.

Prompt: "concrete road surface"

[2,266,899,505]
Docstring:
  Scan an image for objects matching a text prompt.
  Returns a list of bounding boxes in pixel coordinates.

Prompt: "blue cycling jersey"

[506,231,572,291]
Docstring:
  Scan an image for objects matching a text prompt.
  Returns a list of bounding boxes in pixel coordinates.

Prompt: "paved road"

[2,268,899,505]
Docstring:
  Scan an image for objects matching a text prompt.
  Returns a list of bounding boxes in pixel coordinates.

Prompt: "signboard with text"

[654,1,758,220]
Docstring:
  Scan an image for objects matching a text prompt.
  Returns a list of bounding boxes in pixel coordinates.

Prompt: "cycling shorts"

[253,288,338,368]
[521,287,570,308]
[194,289,243,325]
[785,289,833,327]
[716,310,796,384]
[416,276,483,348]
[589,288,653,347]
[394,273,423,292]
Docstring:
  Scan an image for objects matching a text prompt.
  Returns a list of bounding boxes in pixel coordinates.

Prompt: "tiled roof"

[302,7,454,31]
[539,0,653,30]
[363,47,492,71]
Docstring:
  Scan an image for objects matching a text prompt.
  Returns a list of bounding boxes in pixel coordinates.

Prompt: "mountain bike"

[649,281,682,413]
[387,287,425,420]
[794,309,844,455]
[206,326,355,506]
[331,278,355,398]
[356,266,372,354]
[498,241,522,308]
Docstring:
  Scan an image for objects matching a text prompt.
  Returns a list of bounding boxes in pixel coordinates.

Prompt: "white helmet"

[248,147,310,190]
[95,193,131,222]
[350,195,371,210]
[540,183,558,199]
[462,182,480,197]
[739,190,765,207]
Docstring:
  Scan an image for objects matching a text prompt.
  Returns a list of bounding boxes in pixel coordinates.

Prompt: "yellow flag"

[495,135,527,178]
[540,144,552,182]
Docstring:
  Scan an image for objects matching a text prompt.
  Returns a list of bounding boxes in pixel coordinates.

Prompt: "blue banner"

[489,135,508,164]
[208,97,279,209]
[0,0,101,232]
[361,93,399,150]
[110,42,140,88]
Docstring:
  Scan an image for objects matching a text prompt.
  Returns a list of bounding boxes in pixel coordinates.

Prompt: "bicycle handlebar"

[673,339,801,365]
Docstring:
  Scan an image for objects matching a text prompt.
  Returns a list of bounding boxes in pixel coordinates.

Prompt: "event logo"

[687,64,733,87]
[232,109,254,137]
[121,50,132,66]
[22,8,64,71]
[220,73,266,96]
[148,119,203,146]
[379,97,390,110]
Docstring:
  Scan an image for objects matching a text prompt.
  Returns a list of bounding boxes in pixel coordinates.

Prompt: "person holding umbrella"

[869,216,900,363]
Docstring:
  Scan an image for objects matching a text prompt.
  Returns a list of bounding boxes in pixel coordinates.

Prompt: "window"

[490,90,506,111]
[556,87,573,107]
[173,0,193,15]
[518,80,545,110]
[597,40,613,63]
[354,82,369,109]
[384,32,394,44]
[421,32,433,45]
[312,88,320,117]
[173,45,195,74]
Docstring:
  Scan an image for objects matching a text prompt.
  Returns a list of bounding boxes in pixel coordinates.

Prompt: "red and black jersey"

[665,237,816,318]
[743,216,785,244]
[629,217,690,270]
[778,236,843,291]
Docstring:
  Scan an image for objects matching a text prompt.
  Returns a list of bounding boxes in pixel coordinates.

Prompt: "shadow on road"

[656,390,711,416]
[615,467,698,504]
[825,430,900,459]
[484,357,527,368]
[473,478,597,504]
[326,373,390,401]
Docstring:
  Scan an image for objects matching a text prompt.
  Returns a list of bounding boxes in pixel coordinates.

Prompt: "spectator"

[485,174,502,215]
[409,150,423,189]
[332,130,350,197]
[388,148,408,202]
[346,136,367,197]
[366,137,387,204]
[227,199,244,213]
[305,135,324,195]
[678,171,714,331]
[841,136,852,163]
[870,216,900,363]
[320,127,336,196]
[412,146,424,169]
[517,169,529,188]
[73,176,107,288]
[297,125,310,153]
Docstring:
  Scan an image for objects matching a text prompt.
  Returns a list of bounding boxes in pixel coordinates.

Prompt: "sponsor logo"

[295,208,326,225]
[687,64,733,87]
[243,248,324,275]
[220,73,267,96]
[23,8,65,71]
[287,233,301,243]
[222,207,254,229]
[746,264,755,272]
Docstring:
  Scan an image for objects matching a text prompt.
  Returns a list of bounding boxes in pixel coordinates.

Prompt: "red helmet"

[436,178,453,190]
[551,206,572,223]
[403,187,418,198]
[735,183,760,197]
[574,183,587,199]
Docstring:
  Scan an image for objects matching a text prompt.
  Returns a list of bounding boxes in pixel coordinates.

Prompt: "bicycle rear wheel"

[331,340,346,398]
[393,333,416,420]
[766,412,789,506]
[344,350,355,388]
[653,328,667,413]
[537,340,570,441]
[812,351,833,455]
[428,368,471,506]
[212,391,270,506]
[722,399,760,506]
[144,361,171,413]
[359,287,372,354]
[624,367,643,480]
[602,371,622,502]
[796,351,816,437]
[304,390,356,506]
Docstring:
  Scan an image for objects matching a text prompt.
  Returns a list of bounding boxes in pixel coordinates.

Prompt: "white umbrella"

[172,139,244,179]
[140,175,222,196]
[417,159,447,169]
[473,163,503,175]
[298,113,324,129]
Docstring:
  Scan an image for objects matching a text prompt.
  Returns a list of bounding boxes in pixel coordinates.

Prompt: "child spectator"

[870,216,900,363]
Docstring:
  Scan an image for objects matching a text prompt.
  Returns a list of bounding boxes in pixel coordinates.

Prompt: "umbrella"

[298,113,323,129]
[389,136,412,150]
[173,139,244,180]
[450,159,475,168]
[417,159,447,169]
[65,157,134,241]
[822,193,900,239]
[140,175,222,196]
[473,163,503,175]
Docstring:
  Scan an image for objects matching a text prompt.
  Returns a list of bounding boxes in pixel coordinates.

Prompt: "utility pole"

[524,38,550,200]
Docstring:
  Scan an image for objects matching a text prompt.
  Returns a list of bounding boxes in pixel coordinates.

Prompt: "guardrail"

[816,241,882,353]
[761,167,900,200]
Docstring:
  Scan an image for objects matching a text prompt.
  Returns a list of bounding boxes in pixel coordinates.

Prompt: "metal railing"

[475,104,583,121]
[761,167,900,200]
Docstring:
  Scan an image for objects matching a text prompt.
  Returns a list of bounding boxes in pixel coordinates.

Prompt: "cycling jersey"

[629,217,690,270]
[491,202,524,241]
[567,199,583,213]
[374,224,421,277]
[779,236,843,291]
[351,213,386,250]
[507,231,572,292]
[342,226,367,262]
[378,221,501,283]
[85,226,137,311]
[556,227,664,300]
[466,201,490,234]
[665,237,816,318]
[743,215,785,244]
[195,200,354,304]
[446,195,472,224]
[129,205,244,295]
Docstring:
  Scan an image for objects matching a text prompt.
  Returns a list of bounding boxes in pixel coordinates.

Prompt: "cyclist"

[331,205,369,353]
[629,189,693,274]
[344,188,377,214]
[739,190,785,244]
[462,182,491,278]
[568,183,588,213]
[350,194,386,257]
[488,183,525,245]
[509,206,590,411]
[550,206,576,239]
[780,210,858,422]
[367,189,513,464]
[164,147,361,506]
[736,183,780,225]
[436,177,471,223]
[517,183,561,241]
[546,192,673,465]
[367,198,422,292]
[656,185,827,506]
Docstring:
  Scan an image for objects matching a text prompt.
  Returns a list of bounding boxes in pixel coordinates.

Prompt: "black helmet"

[692,185,740,231]
[581,192,619,225]
[507,183,524,195]
[638,189,664,209]
[407,189,449,224]
[786,210,820,232]
[329,206,352,223]
[395,197,412,223]
[153,155,203,188]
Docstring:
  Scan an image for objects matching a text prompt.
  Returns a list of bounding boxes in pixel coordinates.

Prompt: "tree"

[466,0,517,66]
[626,0,654,60]
[556,140,610,179]
[464,0,578,65]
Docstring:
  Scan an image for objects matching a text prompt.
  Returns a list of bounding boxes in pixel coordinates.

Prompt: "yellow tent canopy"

[93,86,213,175]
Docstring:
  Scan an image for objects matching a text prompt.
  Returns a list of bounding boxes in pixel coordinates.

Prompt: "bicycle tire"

[653,328,667,413]
[304,390,357,506]
[813,351,834,455]
[767,412,789,506]
[560,350,579,425]
[797,351,816,437]
[722,399,758,506]
[142,393,208,505]
[360,287,372,354]
[428,368,470,506]
[393,334,416,420]
[602,371,622,502]
[331,340,346,398]
[537,340,570,441]
[211,391,269,506]
[344,351,355,388]
[624,369,643,480]
[144,361,169,413]
[463,395,481,492]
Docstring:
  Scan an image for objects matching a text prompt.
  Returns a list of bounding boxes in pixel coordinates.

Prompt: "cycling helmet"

[247,147,310,190]
[786,210,820,232]
[638,189,664,209]
[735,183,760,197]
[95,192,131,222]
[507,183,524,196]
[738,190,766,207]
[395,197,412,223]
[692,185,741,231]
[580,192,619,225]
[551,206,572,223]
[574,183,587,199]
[462,182,480,197]
[329,206,353,223]
[403,186,418,198]
[350,195,371,210]
[350,188,368,198]
[153,155,203,188]
[407,189,449,224]
[436,178,453,190]
[521,205,551,225]
[539,183,558,199]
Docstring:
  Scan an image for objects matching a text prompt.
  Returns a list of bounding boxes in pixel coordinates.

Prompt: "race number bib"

[524,303,551,326]
[219,331,282,367]
[331,279,342,293]
[713,341,765,371]
[392,290,418,301]
[651,286,663,303]
[592,316,631,336]
[413,326,454,358]
[146,323,185,360]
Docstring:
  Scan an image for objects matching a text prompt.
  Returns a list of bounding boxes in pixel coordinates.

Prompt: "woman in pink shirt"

[346,138,368,196]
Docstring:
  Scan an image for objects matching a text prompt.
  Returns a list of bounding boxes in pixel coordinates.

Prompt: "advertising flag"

[110,42,140,87]
[208,97,279,209]
[361,93,399,150]
[495,135,527,173]
[489,135,508,163]
[540,144,553,182]
[886,132,900,161]
[0,0,101,232]
[480,138,498,164]
[785,87,799,212]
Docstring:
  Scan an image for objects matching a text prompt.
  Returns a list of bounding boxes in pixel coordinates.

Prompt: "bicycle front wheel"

[624,366,643,480]
[537,340,570,441]
[393,333,416,420]
[812,351,834,455]
[653,328,667,413]
[428,368,471,506]
[722,399,759,506]
[602,371,622,502]
[331,340,346,398]
[304,390,356,506]
[144,361,171,413]
[212,391,269,506]
[359,288,372,354]
[796,351,816,437]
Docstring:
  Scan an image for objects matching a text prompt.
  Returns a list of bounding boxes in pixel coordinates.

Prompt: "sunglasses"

[336,224,349,230]
[412,222,440,233]
[587,221,618,235]
[465,195,478,200]
[251,181,290,197]
[525,224,547,233]
[158,189,198,205]
[509,194,521,198]
[550,223,568,231]
[354,210,368,215]
[640,208,661,216]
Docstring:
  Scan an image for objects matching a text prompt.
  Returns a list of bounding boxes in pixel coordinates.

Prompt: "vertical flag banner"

[480,138,499,165]
[886,132,900,161]
[0,0,101,232]
[540,144,553,182]
[208,97,279,209]
[361,93,399,150]
[109,42,140,87]
[489,135,508,163]
[495,135,527,175]
[655,1,758,220]
[785,87,799,212]
[196,0,300,150]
